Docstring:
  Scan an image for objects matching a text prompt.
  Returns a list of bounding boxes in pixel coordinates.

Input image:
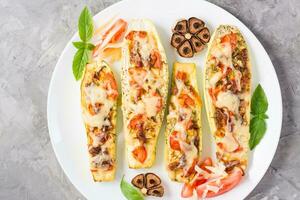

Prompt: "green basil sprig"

[120,176,144,200]
[249,84,269,150]
[72,6,95,80]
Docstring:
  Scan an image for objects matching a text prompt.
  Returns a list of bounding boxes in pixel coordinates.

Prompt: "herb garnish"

[120,176,144,200]
[72,6,95,80]
[249,84,268,150]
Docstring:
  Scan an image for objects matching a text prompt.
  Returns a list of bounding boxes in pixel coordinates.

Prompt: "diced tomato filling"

[128,114,145,130]
[128,67,147,87]
[208,86,223,104]
[169,131,181,151]
[221,32,237,50]
[153,91,163,112]
[150,50,163,69]
[179,93,195,108]
[132,145,147,163]
[88,104,96,115]
[176,71,187,82]
[103,72,118,100]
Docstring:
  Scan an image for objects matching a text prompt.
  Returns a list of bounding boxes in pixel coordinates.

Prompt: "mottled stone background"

[0,0,299,199]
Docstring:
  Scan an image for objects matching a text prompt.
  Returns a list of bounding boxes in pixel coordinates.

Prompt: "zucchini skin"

[81,61,118,181]
[165,62,202,182]
[203,25,251,171]
[121,19,169,168]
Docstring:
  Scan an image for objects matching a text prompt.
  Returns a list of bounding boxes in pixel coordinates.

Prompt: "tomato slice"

[196,168,243,198]
[181,158,212,198]
[132,145,147,163]
[110,21,127,43]
[93,19,127,57]
[181,183,194,198]
[169,131,181,151]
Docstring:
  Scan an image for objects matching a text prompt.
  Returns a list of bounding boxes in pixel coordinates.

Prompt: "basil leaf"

[249,84,269,150]
[120,176,144,200]
[86,43,95,50]
[73,41,86,49]
[78,6,94,42]
[72,48,89,80]
[251,84,268,115]
[249,116,267,150]
[73,41,95,50]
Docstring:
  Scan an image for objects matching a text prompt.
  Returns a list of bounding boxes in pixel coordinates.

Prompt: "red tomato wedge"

[181,183,194,198]
[181,158,212,198]
[181,158,243,199]
[132,145,147,163]
[93,19,127,57]
[195,167,243,198]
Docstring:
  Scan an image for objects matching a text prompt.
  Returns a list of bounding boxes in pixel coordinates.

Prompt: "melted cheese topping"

[180,141,198,173]
[128,100,144,115]
[222,132,239,152]
[211,43,233,70]
[127,93,161,118]
[127,64,163,118]
[143,95,160,117]
[137,35,154,62]
[168,75,200,176]
[83,84,114,128]
[209,71,222,87]
[215,91,240,113]
[207,31,250,168]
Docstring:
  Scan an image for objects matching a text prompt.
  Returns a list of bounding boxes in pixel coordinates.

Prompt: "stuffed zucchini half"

[121,19,168,168]
[203,25,251,173]
[166,62,202,182]
[81,61,118,181]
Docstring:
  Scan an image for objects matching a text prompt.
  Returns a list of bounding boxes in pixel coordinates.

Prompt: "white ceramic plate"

[47,0,282,199]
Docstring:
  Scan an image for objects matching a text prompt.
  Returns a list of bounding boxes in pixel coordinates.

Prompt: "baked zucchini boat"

[81,61,118,181]
[203,25,251,172]
[121,19,168,168]
[166,62,202,182]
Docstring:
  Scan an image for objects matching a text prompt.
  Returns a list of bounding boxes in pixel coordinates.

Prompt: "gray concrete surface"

[0,0,299,199]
